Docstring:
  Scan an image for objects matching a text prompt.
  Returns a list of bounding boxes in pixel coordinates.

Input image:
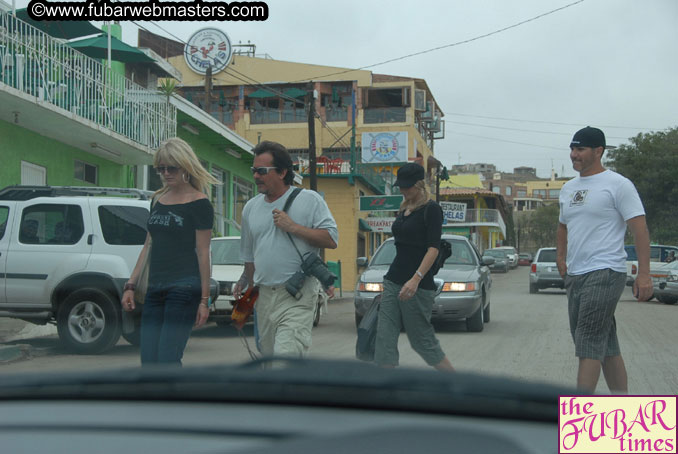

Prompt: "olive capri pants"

[374,279,446,367]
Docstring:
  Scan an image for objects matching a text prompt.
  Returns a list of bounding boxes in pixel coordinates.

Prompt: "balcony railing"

[364,107,406,124]
[0,10,176,149]
[447,209,507,236]
[249,107,306,124]
[296,157,388,194]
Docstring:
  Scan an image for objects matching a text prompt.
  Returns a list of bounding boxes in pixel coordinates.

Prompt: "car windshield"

[537,250,557,262]
[485,250,507,258]
[211,238,243,265]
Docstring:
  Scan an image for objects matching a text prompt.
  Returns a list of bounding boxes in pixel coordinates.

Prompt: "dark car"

[354,235,494,332]
[518,253,532,266]
[482,249,509,273]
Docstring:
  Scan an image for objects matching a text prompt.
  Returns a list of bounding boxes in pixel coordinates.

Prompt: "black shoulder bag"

[424,201,452,276]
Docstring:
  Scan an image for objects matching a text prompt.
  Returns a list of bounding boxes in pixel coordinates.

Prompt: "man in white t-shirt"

[557,126,652,394]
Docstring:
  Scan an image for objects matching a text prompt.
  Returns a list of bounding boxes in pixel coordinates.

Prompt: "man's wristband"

[415,270,424,279]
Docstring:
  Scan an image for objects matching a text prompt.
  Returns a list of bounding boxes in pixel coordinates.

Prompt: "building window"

[363,87,409,124]
[74,160,97,185]
[517,190,527,197]
[233,176,254,228]
[492,186,501,194]
[548,189,560,199]
[505,186,512,196]
[533,189,546,198]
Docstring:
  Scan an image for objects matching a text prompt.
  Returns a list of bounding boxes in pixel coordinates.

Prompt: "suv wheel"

[57,288,122,354]
[465,304,484,332]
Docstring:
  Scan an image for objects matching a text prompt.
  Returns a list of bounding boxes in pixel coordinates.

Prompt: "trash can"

[327,260,342,297]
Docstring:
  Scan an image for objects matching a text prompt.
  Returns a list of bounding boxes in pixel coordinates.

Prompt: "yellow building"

[525,177,570,203]
[159,46,445,291]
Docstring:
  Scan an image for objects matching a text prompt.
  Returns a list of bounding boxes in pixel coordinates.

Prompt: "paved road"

[2,267,677,394]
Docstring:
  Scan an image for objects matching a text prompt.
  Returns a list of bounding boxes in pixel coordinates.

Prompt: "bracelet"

[124,283,136,292]
[201,296,210,299]
[415,270,424,279]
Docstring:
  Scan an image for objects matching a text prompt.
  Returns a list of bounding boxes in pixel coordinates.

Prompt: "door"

[5,201,91,307]
[21,161,47,185]
[0,203,16,304]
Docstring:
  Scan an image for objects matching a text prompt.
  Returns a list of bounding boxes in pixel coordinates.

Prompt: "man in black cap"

[557,127,652,394]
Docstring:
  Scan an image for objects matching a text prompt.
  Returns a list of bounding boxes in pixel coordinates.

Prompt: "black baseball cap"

[393,163,425,188]
[570,126,606,149]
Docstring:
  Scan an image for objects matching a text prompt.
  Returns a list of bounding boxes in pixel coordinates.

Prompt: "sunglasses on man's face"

[250,166,277,176]
[155,166,180,175]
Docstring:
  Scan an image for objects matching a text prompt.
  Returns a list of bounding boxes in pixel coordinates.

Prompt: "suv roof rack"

[0,185,154,201]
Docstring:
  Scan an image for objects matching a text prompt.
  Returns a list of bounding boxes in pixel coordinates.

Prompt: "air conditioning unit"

[421,101,434,119]
[414,89,426,111]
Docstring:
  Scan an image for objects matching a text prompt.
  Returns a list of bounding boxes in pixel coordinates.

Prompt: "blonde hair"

[399,180,430,213]
[153,138,220,196]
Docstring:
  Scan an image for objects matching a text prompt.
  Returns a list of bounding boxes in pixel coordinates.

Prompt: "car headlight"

[442,282,476,292]
[358,282,383,292]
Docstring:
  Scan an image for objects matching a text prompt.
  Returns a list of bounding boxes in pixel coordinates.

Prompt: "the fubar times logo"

[559,396,677,453]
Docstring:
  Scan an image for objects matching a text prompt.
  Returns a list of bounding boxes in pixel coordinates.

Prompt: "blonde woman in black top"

[122,138,218,366]
[374,163,454,372]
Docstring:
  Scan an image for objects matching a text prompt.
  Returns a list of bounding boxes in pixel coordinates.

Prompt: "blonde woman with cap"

[374,163,455,372]
[121,137,218,366]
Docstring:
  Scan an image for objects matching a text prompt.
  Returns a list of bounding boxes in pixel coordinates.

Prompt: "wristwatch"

[123,283,136,292]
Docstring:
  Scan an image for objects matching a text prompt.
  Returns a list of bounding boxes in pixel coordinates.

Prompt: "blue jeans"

[140,276,201,366]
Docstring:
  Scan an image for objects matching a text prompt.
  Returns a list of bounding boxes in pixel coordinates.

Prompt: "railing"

[296,157,388,194]
[0,10,176,149]
[364,107,406,124]
[449,209,507,235]
[325,107,347,122]
[249,107,306,124]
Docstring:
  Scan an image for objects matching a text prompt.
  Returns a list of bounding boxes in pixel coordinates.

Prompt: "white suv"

[0,185,217,354]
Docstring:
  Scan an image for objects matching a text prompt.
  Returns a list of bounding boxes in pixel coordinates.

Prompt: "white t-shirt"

[559,170,645,275]
[240,186,338,286]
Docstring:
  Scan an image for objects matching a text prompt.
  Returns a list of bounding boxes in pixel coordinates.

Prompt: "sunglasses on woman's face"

[155,166,180,175]
[250,166,277,176]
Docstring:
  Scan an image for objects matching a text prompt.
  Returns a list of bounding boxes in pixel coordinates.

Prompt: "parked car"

[649,260,678,305]
[529,247,564,293]
[0,185,218,354]
[495,246,518,268]
[625,244,678,286]
[482,249,509,273]
[211,236,326,327]
[518,253,532,266]
[354,235,493,332]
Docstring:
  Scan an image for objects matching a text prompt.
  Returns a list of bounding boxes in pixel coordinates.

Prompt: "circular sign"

[370,133,399,161]
[184,28,232,75]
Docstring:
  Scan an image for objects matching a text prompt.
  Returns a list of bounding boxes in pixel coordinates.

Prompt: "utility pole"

[204,65,212,109]
[436,162,441,203]
[307,82,317,192]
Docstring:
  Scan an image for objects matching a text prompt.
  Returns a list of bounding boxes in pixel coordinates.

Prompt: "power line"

[445,112,658,131]
[447,120,629,140]
[449,131,564,150]
[289,0,586,82]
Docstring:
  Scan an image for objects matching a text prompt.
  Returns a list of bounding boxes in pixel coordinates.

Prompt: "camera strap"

[282,187,305,261]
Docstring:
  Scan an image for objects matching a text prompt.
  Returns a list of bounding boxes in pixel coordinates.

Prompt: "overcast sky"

[12,0,678,178]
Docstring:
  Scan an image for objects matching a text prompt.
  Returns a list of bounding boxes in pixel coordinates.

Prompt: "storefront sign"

[360,195,403,211]
[361,132,408,164]
[184,28,232,75]
[440,201,467,223]
[365,217,395,232]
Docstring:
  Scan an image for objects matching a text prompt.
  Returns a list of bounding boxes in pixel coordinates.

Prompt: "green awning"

[68,34,155,63]
[359,218,372,232]
[14,9,101,40]
[283,87,307,98]
[248,88,276,98]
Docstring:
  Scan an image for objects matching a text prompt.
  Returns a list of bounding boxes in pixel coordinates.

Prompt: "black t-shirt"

[384,201,443,290]
[147,198,214,281]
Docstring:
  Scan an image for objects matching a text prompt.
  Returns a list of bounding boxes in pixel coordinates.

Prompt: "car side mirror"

[356,257,368,268]
[481,256,495,266]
